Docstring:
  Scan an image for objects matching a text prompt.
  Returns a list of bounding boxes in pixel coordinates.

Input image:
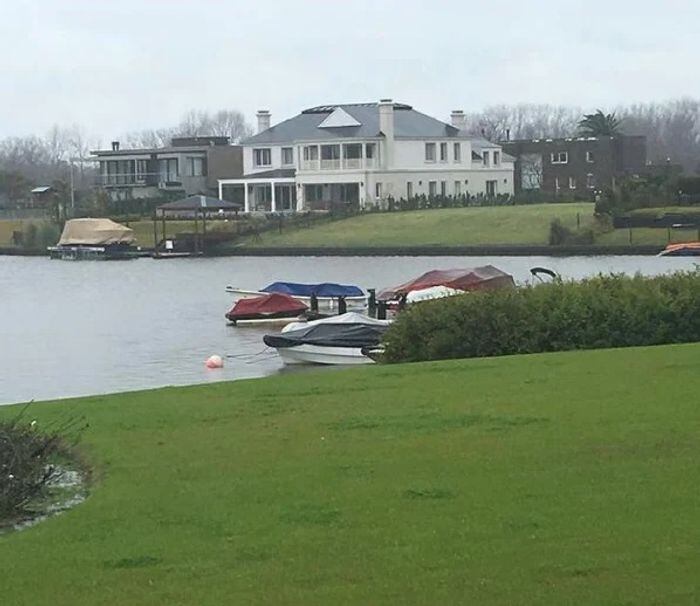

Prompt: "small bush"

[549,218,594,245]
[0,408,85,525]
[382,271,700,363]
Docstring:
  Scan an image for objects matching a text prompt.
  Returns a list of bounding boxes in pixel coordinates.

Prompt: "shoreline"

[2,244,664,258]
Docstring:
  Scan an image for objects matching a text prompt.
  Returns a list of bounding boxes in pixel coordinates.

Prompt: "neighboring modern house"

[218,100,514,212]
[500,135,647,197]
[91,136,243,201]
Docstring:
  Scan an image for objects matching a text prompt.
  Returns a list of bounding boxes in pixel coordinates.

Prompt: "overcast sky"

[1,0,698,142]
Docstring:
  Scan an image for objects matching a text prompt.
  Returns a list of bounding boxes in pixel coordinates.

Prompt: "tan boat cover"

[57,219,135,246]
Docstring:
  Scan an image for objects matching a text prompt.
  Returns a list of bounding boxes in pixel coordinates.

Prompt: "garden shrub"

[382,271,700,363]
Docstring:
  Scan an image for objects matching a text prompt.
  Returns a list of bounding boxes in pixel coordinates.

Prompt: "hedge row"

[382,272,700,363]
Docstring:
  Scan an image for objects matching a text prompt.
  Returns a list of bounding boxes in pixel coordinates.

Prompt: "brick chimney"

[111,141,120,151]
[256,110,271,134]
[378,99,394,168]
[450,110,466,131]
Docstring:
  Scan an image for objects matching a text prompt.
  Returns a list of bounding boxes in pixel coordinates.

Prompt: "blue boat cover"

[262,282,364,297]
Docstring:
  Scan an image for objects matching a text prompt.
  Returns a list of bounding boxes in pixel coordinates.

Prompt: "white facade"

[219,102,514,213]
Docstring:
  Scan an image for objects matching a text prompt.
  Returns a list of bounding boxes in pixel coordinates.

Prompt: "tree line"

[0,109,253,206]
[2,100,699,207]
[464,98,700,174]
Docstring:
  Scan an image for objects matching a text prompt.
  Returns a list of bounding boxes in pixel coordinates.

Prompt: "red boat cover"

[227,293,307,319]
[378,266,515,301]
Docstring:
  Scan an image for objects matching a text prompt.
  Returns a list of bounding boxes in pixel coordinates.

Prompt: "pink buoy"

[205,354,224,369]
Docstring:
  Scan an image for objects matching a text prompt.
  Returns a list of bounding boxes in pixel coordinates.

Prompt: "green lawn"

[2,344,700,604]
[238,203,594,247]
[596,227,699,246]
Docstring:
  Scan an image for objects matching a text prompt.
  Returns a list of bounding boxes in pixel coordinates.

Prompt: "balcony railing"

[98,172,181,187]
[301,157,377,171]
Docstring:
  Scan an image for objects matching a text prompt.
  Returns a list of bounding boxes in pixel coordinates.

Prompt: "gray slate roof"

[244,103,488,145]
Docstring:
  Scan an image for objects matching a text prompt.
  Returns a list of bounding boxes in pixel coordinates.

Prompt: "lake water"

[0,254,696,406]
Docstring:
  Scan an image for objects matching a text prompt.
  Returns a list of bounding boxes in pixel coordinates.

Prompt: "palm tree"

[578,110,622,136]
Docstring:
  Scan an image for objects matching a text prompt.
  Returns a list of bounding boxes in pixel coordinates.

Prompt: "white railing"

[300,157,378,172]
[320,159,341,170]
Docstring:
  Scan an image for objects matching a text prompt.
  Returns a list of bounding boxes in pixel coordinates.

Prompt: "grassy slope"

[238,203,594,248]
[2,344,700,605]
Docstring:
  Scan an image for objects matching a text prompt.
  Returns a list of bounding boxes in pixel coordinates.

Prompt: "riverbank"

[2,343,700,604]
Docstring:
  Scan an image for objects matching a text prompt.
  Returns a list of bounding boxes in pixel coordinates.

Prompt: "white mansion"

[218,100,514,212]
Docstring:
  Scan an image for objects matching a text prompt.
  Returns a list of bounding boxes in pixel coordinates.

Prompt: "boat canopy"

[406,285,464,304]
[378,266,514,301]
[226,293,307,321]
[264,314,389,349]
[261,282,365,297]
[57,218,135,246]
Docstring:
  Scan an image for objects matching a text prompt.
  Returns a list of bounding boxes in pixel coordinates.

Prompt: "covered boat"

[263,312,391,365]
[378,266,515,301]
[658,242,700,257]
[49,218,137,260]
[226,281,367,312]
[225,293,308,326]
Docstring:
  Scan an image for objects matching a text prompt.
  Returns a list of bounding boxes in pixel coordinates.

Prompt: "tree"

[578,110,623,136]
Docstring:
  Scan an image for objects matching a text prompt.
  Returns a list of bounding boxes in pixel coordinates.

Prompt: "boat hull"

[276,344,375,365]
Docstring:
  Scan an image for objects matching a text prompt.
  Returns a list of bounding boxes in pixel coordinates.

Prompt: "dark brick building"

[500,135,647,197]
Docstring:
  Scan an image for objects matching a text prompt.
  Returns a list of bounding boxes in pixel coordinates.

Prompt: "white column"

[270,181,276,212]
[218,180,223,200]
[296,183,304,211]
[244,183,249,213]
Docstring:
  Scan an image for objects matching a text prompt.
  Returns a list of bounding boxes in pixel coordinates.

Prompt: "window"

[440,181,447,196]
[343,143,362,159]
[158,158,178,182]
[428,181,437,196]
[305,184,324,202]
[407,182,413,198]
[321,145,340,159]
[486,180,497,197]
[493,151,500,166]
[483,151,490,167]
[454,181,462,195]
[303,146,319,161]
[253,148,271,167]
[187,156,205,177]
[425,142,436,162]
[375,182,382,198]
[135,159,148,181]
[586,151,595,163]
[586,173,595,189]
[453,143,461,163]
[569,177,576,189]
[550,151,568,164]
[440,142,448,162]
[365,143,376,159]
[281,147,294,165]
[554,177,560,190]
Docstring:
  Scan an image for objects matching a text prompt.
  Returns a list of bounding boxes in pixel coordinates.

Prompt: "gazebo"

[153,195,242,255]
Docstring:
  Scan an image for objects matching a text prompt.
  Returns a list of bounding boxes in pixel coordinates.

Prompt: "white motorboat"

[263,312,392,366]
[225,282,367,312]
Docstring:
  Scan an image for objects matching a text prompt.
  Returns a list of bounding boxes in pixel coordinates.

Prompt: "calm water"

[0,254,696,405]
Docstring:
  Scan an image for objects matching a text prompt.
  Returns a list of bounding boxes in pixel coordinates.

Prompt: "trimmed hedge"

[382,272,700,363]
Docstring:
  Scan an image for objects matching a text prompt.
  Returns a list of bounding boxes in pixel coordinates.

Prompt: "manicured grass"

[238,203,594,247]
[2,344,700,604]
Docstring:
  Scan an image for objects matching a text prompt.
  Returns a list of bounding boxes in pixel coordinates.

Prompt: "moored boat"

[378,266,515,305]
[658,242,700,257]
[226,282,367,312]
[263,312,391,365]
[48,218,140,260]
[225,293,308,326]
